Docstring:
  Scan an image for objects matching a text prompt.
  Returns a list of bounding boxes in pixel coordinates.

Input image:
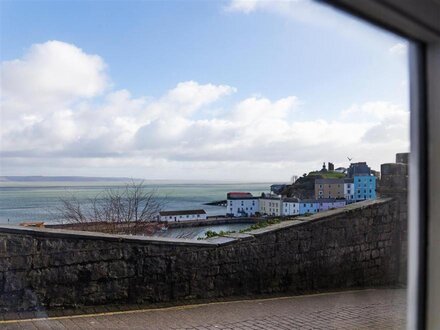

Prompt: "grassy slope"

[307,171,346,179]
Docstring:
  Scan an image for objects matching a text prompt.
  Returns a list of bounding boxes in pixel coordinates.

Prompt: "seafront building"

[259,194,282,216]
[315,178,344,199]
[159,209,207,222]
[344,178,355,201]
[282,198,300,216]
[317,198,346,212]
[353,175,377,201]
[299,200,319,214]
[226,160,378,218]
[347,162,372,177]
[226,192,259,217]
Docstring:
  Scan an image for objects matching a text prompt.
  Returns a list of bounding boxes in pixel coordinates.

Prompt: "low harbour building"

[159,209,207,222]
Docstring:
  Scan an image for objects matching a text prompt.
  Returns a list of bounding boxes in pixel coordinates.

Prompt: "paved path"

[0,289,406,329]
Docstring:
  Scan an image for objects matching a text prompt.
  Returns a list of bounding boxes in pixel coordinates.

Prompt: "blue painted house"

[299,199,319,215]
[353,175,376,201]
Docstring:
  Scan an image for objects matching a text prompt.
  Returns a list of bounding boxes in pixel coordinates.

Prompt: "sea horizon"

[0,180,277,224]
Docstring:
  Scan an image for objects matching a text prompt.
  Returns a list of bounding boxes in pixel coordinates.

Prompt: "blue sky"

[0,0,409,181]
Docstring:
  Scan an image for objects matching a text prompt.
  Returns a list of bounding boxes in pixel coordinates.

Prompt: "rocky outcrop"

[282,175,317,199]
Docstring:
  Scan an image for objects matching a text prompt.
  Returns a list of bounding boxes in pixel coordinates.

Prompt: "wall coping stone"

[247,198,393,236]
[205,236,239,245]
[0,225,223,247]
[0,198,393,247]
[223,232,255,241]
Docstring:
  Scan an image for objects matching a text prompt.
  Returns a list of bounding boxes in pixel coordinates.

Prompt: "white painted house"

[259,194,282,216]
[282,198,300,216]
[159,209,207,222]
[227,192,259,217]
[344,178,355,201]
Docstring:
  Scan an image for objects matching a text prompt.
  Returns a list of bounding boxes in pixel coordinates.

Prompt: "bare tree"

[57,181,165,234]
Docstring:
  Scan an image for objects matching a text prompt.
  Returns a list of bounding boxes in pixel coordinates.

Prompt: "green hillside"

[307,171,346,179]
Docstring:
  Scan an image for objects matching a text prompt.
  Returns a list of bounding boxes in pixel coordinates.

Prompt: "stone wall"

[0,198,404,312]
[378,156,408,284]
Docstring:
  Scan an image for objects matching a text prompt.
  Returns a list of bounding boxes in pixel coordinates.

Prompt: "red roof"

[227,192,254,199]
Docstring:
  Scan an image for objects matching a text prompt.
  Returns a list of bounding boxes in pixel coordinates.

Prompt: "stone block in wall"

[396,152,409,164]
[381,163,408,176]
[4,271,26,292]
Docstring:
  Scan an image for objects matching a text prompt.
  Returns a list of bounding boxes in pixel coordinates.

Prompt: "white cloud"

[1,40,409,181]
[225,0,260,13]
[166,81,236,115]
[1,40,108,106]
[225,0,359,30]
[341,101,407,121]
[389,42,408,56]
[340,101,409,149]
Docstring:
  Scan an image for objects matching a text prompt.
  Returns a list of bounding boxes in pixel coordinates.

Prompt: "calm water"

[0,181,271,224]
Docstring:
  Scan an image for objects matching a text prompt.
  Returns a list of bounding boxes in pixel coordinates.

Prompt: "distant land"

[0,176,142,183]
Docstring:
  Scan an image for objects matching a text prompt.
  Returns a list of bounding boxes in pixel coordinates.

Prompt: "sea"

[0,181,271,225]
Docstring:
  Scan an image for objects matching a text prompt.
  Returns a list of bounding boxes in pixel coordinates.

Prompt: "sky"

[0,0,409,182]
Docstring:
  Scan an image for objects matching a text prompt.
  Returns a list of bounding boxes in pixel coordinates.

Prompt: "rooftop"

[316,198,346,203]
[159,209,206,216]
[283,197,300,203]
[227,192,257,200]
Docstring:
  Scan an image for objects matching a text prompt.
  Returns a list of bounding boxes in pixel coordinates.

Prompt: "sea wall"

[0,198,405,312]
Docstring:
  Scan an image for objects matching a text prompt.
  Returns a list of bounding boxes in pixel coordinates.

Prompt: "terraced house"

[282,198,300,216]
[226,192,259,217]
[299,199,319,215]
[353,175,377,201]
[315,178,344,199]
[259,195,282,216]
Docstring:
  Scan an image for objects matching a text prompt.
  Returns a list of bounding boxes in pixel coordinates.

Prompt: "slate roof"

[227,192,257,199]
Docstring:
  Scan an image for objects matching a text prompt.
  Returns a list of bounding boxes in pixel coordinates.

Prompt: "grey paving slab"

[1,289,406,330]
